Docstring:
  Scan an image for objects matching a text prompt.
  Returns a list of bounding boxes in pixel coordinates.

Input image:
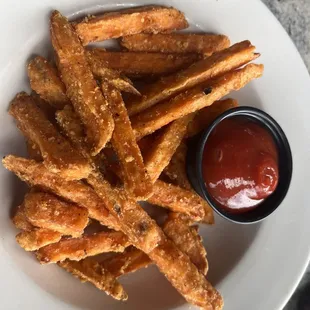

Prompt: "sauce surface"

[202,117,279,213]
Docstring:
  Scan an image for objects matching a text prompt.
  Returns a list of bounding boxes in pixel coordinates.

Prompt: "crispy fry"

[9,93,91,180]
[101,246,152,278]
[149,239,223,309]
[101,84,153,199]
[132,64,264,139]
[24,191,89,237]
[2,156,121,230]
[163,214,208,275]
[26,139,43,161]
[86,172,165,253]
[28,56,69,109]
[37,231,129,264]
[86,51,140,95]
[144,114,194,183]
[12,204,34,231]
[59,259,128,301]
[148,180,213,223]
[16,228,62,251]
[127,41,258,116]
[75,6,188,45]
[87,49,200,78]
[121,33,230,55]
[51,10,114,156]
[186,98,239,137]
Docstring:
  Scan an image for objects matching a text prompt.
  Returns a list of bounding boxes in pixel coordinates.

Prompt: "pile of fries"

[2,5,264,309]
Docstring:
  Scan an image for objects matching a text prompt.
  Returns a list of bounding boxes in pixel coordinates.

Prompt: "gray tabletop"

[262,1,310,309]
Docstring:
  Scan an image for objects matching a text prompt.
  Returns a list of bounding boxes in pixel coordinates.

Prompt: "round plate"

[0,0,309,309]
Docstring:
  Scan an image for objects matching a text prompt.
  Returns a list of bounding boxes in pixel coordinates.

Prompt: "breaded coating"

[75,6,188,45]
[121,33,230,55]
[12,204,35,231]
[50,10,114,156]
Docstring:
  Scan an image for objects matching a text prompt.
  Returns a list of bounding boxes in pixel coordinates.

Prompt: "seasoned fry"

[101,84,152,199]
[87,49,200,78]
[24,191,89,237]
[132,64,264,139]
[26,139,43,161]
[28,56,69,109]
[16,228,62,251]
[149,239,223,309]
[163,214,208,275]
[2,156,121,230]
[127,41,258,116]
[186,98,239,137]
[86,51,140,95]
[86,172,165,253]
[121,33,230,55]
[12,204,35,231]
[51,11,114,156]
[101,246,152,278]
[37,231,129,264]
[59,259,128,301]
[148,180,213,223]
[75,6,188,45]
[9,93,91,180]
[144,114,194,183]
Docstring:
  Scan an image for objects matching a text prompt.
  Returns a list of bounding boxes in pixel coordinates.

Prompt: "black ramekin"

[186,106,293,224]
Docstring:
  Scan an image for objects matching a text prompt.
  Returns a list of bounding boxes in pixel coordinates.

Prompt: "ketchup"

[202,117,279,213]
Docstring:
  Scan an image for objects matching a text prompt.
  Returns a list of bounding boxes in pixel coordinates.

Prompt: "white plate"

[0,0,309,309]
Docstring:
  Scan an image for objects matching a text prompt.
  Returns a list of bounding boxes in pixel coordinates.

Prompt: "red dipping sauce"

[203,117,279,213]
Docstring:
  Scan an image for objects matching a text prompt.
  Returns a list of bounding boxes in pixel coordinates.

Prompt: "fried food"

[163,213,208,275]
[2,156,121,230]
[87,49,200,78]
[37,231,129,264]
[86,51,140,95]
[121,33,230,55]
[101,84,153,199]
[24,191,89,237]
[148,180,213,223]
[26,139,43,161]
[16,228,62,251]
[86,172,165,253]
[127,41,258,116]
[101,246,152,278]
[186,98,239,137]
[144,114,194,183]
[132,64,264,139]
[9,93,91,180]
[75,6,188,45]
[51,11,114,156]
[12,205,35,231]
[149,239,223,309]
[28,56,69,109]
[59,259,128,301]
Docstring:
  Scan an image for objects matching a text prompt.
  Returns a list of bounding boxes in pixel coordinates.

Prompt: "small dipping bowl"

[186,106,292,224]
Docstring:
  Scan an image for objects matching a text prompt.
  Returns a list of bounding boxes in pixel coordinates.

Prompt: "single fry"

[59,259,128,301]
[144,114,194,183]
[101,84,153,199]
[87,49,200,78]
[51,11,114,156]
[16,228,62,251]
[163,213,208,275]
[86,51,140,95]
[149,239,223,309]
[75,6,188,45]
[86,172,165,253]
[121,33,230,55]
[24,191,89,237]
[9,93,91,180]
[186,98,239,137]
[132,64,264,139]
[12,205,35,231]
[101,246,152,278]
[36,231,129,264]
[148,180,213,223]
[28,56,69,109]
[127,41,258,116]
[2,156,120,230]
